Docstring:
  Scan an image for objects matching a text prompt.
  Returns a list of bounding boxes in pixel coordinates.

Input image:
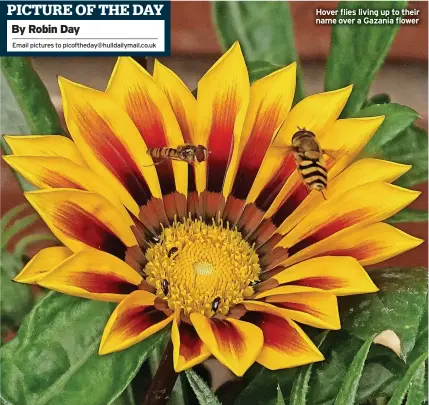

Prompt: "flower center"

[144,218,261,317]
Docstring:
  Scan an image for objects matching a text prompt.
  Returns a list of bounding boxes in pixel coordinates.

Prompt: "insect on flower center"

[144,218,261,317]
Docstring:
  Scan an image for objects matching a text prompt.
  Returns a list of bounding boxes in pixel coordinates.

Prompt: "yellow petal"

[277,182,420,252]
[38,249,142,302]
[4,135,86,166]
[3,155,131,224]
[276,158,411,236]
[107,57,187,198]
[99,290,173,354]
[190,312,263,377]
[59,77,162,215]
[194,42,250,201]
[240,301,324,369]
[262,256,378,296]
[246,286,340,330]
[25,189,137,256]
[171,309,211,372]
[153,59,196,144]
[283,222,423,268]
[13,246,72,284]
[247,85,353,205]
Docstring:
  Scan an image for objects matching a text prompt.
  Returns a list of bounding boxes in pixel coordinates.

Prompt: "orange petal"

[224,63,296,223]
[99,290,173,354]
[4,135,87,166]
[190,312,263,377]
[25,189,137,257]
[38,249,142,302]
[171,309,211,372]
[277,182,419,255]
[241,301,324,370]
[153,59,196,144]
[3,155,131,223]
[194,42,250,205]
[59,77,162,216]
[107,57,187,201]
[274,158,411,236]
[13,246,72,284]
[261,256,378,296]
[283,222,423,268]
[246,286,340,330]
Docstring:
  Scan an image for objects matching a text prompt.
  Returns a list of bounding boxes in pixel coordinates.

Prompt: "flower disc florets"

[144,218,261,317]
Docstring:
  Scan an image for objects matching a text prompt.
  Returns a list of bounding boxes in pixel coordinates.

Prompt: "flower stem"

[143,340,178,405]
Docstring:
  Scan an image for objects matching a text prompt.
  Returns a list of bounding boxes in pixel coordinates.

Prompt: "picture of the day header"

[7,3,165,16]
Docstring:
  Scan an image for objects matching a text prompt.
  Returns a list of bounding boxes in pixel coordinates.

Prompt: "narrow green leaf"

[387,209,428,224]
[276,385,285,405]
[325,0,406,116]
[0,203,28,234]
[341,268,428,361]
[290,331,329,405]
[387,352,428,405]
[247,60,282,83]
[406,362,426,405]
[212,1,304,103]
[185,369,221,405]
[1,214,39,250]
[1,58,64,135]
[14,234,56,258]
[111,386,136,405]
[334,336,374,405]
[1,292,168,405]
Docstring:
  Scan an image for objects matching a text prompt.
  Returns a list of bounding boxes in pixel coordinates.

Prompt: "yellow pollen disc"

[144,218,261,317]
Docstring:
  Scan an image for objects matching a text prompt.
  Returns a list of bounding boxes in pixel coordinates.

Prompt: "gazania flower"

[5,42,422,377]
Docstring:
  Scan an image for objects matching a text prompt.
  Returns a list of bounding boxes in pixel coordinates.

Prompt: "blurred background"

[1,1,428,271]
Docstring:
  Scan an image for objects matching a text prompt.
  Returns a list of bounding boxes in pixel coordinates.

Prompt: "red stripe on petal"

[211,318,245,356]
[70,272,137,294]
[271,183,310,227]
[43,170,85,190]
[206,95,239,193]
[54,202,126,258]
[243,312,308,354]
[292,277,348,290]
[275,302,327,319]
[179,322,205,363]
[254,155,296,210]
[75,106,152,206]
[232,102,283,200]
[116,306,168,339]
[317,243,378,261]
[288,209,368,256]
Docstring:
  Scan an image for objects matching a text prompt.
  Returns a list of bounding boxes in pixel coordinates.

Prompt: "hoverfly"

[145,144,208,166]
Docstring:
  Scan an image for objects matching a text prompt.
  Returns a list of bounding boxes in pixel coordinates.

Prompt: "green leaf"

[276,385,285,405]
[212,1,304,103]
[341,267,428,361]
[387,208,428,224]
[353,103,418,157]
[14,234,57,258]
[406,362,426,405]
[185,369,221,405]
[0,203,28,234]
[1,213,39,250]
[363,93,391,108]
[387,352,428,405]
[247,60,282,83]
[383,125,428,187]
[1,58,64,136]
[1,292,168,405]
[307,332,395,405]
[334,336,374,405]
[1,251,33,327]
[325,0,406,116]
[290,331,329,405]
[111,386,136,405]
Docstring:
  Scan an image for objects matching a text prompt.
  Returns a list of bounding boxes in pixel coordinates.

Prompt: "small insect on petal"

[168,247,179,258]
